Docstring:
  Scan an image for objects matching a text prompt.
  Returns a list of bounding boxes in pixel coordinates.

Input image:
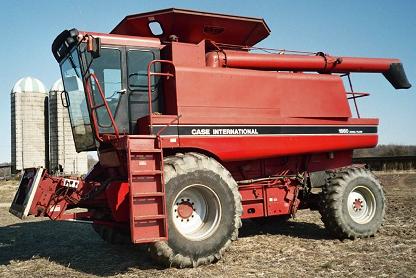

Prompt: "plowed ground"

[0,173,415,277]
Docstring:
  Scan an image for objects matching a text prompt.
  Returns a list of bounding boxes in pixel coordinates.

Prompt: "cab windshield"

[60,45,123,151]
[60,47,96,151]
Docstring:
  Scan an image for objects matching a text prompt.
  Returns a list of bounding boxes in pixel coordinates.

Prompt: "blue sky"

[0,0,415,162]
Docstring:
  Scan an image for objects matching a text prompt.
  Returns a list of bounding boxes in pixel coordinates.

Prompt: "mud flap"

[9,167,45,219]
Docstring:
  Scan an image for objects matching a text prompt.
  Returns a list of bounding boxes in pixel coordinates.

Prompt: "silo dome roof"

[50,79,64,92]
[12,77,47,94]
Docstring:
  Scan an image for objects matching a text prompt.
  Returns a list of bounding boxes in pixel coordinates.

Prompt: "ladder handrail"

[147,60,176,134]
[85,72,120,142]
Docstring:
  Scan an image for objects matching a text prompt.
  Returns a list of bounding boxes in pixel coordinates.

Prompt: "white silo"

[11,77,48,172]
[49,79,88,175]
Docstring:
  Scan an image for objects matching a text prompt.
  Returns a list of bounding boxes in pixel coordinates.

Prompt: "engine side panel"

[174,66,352,120]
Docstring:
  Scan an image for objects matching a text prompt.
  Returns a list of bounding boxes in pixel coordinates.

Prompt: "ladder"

[127,136,168,243]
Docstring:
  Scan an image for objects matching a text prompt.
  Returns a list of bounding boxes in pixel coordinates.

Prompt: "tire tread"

[319,167,385,239]
[152,152,242,268]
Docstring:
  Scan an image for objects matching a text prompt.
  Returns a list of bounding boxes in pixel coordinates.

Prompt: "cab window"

[88,48,122,129]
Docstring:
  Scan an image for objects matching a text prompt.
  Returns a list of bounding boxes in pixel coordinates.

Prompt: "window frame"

[88,47,124,130]
[126,48,157,91]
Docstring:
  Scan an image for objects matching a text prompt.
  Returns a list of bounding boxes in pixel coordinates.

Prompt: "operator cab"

[52,29,163,151]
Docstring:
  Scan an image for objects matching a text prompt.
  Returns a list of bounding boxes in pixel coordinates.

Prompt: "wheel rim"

[347,185,376,224]
[172,184,222,241]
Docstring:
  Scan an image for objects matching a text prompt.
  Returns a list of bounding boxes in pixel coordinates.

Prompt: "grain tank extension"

[10,8,411,267]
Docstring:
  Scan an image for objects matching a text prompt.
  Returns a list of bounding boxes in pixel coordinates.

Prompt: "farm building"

[10,77,48,173]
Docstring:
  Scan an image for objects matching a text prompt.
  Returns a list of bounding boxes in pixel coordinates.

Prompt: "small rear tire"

[319,167,385,239]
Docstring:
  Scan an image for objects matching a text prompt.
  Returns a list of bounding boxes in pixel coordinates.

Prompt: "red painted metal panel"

[225,150,352,181]
[265,186,293,215]
[174,67,351,119]
[105,181,130,222]
[132,220,166,243]
[131,176,163,194]
[175,116,379,125]
[78,31,161,48]
[130,154,158,172]
[171,41,206,67]
[239,185,265,219]
[132,196,164,217]
[178,134,377,161]
[239,180,300,219]
[111,8,270,46]
[241,202,265,219]
[239,185,264,200]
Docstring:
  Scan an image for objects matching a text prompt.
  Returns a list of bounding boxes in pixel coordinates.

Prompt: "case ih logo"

[191,128,259,135]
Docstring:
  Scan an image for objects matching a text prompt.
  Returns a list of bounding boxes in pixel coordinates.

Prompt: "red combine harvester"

[10,8,411,267]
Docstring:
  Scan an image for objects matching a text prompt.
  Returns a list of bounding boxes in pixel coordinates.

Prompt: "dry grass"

[0,174,415,277]
[0,180,19,203]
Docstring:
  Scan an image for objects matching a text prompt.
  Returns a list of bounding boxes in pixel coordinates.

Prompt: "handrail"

[342,73,371,119]
[85,72,120,142]
[346,92,370,100]
[346,91,370,118]
[147,60,176,134]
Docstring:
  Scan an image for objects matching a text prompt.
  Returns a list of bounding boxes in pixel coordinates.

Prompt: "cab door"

[126,48,162,133]
[88,46,129,134]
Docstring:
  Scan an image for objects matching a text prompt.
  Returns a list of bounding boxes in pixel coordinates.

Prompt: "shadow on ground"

[0,220,164,276]
[0,216,330,276]
[240,218,331,240]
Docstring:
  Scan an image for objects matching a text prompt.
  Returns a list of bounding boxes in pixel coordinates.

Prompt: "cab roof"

[111,8,271,46]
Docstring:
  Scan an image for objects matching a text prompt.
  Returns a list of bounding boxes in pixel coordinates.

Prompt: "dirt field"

[0,173,415,277]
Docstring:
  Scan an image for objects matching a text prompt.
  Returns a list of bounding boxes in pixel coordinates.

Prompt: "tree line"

[354,145,416,158]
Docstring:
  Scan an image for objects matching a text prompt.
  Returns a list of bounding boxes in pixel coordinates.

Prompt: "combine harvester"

[10,8,411,267]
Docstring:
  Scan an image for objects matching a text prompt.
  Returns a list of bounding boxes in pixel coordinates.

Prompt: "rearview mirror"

[60,90,70,108]
[87,36,101,59]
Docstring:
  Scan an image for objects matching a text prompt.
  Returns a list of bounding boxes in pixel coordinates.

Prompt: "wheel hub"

[176,200,195,219]
[172,184,222,241]
[353,198,363,211]
[347,185,376,224]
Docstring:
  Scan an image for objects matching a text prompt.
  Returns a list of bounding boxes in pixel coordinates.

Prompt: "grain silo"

[49,79,88,175]
[11,77,48,172]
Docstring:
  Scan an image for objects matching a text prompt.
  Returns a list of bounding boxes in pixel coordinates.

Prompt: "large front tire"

[319,167,385,239]
[151,152,242,268]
